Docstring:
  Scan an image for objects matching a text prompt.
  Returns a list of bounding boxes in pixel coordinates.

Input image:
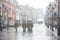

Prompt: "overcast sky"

[17,0,54,14]
[17,0,54,9]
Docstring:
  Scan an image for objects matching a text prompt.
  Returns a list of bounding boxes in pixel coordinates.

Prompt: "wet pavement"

[0,23,59,40]
[0,28,16,40]
[17,23,58,40]
[0,29,7,40]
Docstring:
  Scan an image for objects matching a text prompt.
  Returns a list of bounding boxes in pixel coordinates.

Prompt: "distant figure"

[0,27,2,31]
[22,20,33,32]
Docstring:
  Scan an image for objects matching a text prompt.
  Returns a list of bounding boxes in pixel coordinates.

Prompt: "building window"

[5,8,6,10]
[5,0,9,2]
[50,10,52,12]
[2,4,4,8]
[10,0,14,5]
[49,4,51,7]
[7,10,8,11]
[0,7,1,9]
[0,3,2,9]
[9,8,11,11]
[12,11,14,13]
[2,4,4,7]
[54,12,56,16]
[55,4,56,6]
[52,7,54,10]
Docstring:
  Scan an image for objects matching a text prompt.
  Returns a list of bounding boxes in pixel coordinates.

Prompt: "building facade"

[0,0,16,40]
[45,0,57,27]
[45,0,60,36]
[0,0,16,29]
[45,0,58,23]
[16,4,22,25]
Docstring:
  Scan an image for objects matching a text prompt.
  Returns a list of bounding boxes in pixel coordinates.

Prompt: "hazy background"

[17,0,54,13]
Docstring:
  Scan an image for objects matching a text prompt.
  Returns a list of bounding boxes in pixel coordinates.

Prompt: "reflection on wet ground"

[0,24,59,40]
[17,24,59,40]
[46,28,58,40]
[21,32,33,40]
